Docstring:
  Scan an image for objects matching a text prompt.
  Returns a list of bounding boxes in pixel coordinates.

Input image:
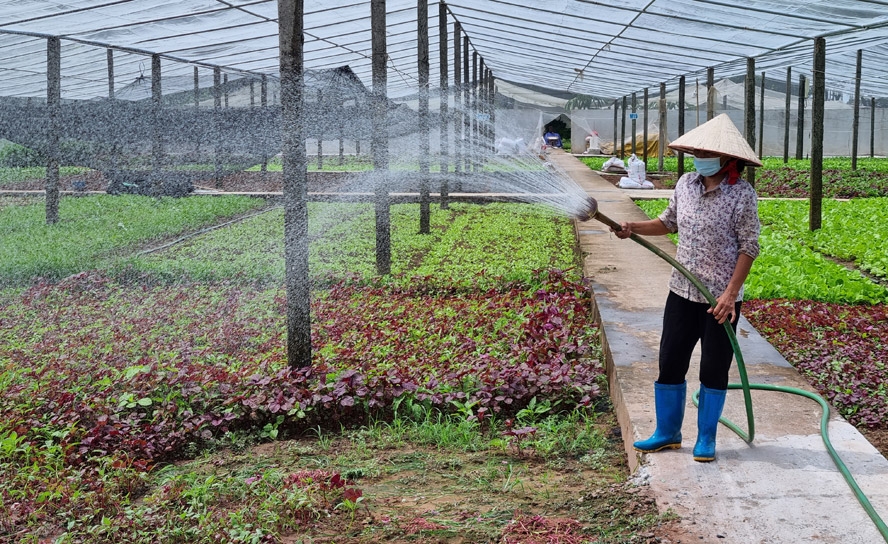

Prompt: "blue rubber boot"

[693,385,727,462]
[633,382,686,453]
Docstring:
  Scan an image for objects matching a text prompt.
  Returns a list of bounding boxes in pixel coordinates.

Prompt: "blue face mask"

[693,157,723,177]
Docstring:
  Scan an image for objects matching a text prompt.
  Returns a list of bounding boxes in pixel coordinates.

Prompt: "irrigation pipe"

[578,198,888,541]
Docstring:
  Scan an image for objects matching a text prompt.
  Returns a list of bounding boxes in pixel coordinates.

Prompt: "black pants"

[657,291,742,390]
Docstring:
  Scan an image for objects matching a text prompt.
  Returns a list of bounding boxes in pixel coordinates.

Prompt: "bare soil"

[162,414,684,544]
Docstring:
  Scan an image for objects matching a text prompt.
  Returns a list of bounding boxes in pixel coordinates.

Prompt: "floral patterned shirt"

[658,172,760,303]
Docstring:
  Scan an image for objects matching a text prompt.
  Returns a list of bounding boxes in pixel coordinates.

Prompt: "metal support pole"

[758,71,765,159]
[316,89,323,169]
[439,2,449,208]
[643,87,649,164]
[371,0,391,274]
[810,37,825,232]
[631,92,637,155]
[46,36,61,224]
[107,49,115,100]
[338,122,344,166]
[463,35,469,178]
[472,50,478,172]
[278,0,311,368]
[784,66,791,163]
[706,67,715,121]
[872,97,876,158]
[193,66,199,108]
[109,49,119,171]
[796,74,806,160]
[453,22,462,191]
[489,68,496,157]
[223,73,229,108]
[151,54,163,195]
[261,74,269,174]
[658,82,666,172]
[620,95,627,159]
[678,76,685,178]
[851,49,862,170]
[744,57,756,186]
[612,99,618,157]
[417,0,430,234]
[213,66,222,187]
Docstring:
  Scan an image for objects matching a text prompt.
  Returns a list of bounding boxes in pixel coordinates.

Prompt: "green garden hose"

[577,199,887,540]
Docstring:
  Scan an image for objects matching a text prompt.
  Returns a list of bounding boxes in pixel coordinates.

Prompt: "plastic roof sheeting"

[1,0,888,102]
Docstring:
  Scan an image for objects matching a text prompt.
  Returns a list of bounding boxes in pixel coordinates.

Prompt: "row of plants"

[2,200,628,542]
[8,194,884,303]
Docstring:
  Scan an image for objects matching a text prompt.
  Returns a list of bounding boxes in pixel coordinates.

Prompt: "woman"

[613,114,761,462]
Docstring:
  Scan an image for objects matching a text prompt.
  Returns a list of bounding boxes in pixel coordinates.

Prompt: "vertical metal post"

[784,66,791,163]
[851,49,862,170]
[744,57,756,186]
[658,82,666,172]
[439,2,449,208]
[489,68,496,155]
[109,49,119,171]
[678,76,685,178]
[706,67,715,121]
[810,37,825,232]
[612,99,618,156]
[472,50,478,172]
[620,95,627,159]
[453,22,462,192]
[46,36,61,224]
[261,74,269,174]
[316,89,323,169]
[462,35,469,177]
[643,87,649,164]
[278,0,311,368]
[250,79,255,106]
[871,97,876,158]
[223,73,229,108]
[417,0,430,234]
[213,66,222,187]
[151,54,163,194]
[482,62,489,158]
[338,121,344,166]
[631,92,637,155]
[371,0,391,274]
[796,74,806,160]
[758,71,765,159]
[107,49,115,100]
[193,66,199,108]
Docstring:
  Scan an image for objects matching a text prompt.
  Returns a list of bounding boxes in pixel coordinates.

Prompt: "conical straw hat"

[668,113,762,167]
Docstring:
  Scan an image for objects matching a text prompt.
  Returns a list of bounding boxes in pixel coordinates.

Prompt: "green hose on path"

[578,199,888,541]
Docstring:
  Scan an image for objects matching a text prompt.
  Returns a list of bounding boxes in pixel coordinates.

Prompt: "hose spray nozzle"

[575,197,623,233]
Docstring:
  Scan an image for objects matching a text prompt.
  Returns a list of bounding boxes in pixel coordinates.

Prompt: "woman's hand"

[612,222,632,239]
[708,291,738,324]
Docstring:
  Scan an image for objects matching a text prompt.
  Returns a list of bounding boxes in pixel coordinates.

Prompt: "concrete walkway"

[548,149,888,543]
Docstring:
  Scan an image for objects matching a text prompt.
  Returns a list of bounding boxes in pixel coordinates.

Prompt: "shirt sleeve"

[735,185,761,259]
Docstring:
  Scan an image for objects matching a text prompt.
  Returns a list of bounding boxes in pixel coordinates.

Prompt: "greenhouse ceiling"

[1,0,888,102]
